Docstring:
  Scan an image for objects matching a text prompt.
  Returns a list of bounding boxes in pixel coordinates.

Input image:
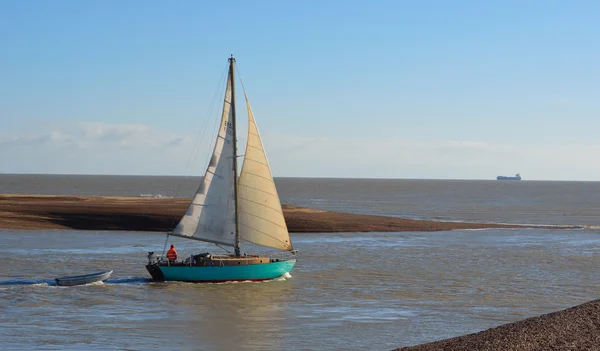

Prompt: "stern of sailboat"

[145,263,165,281]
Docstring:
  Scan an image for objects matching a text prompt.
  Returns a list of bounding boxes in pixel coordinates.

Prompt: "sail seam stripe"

[245,142,261,151]
[238,184,279,201]
[238,198,282,213]
[239,223,287,245]
[239,210,287,230]
[242,157,269,167]
[238,201,284,218]
[240,172,275,184]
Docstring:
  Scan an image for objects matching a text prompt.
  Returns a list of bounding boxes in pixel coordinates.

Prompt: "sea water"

[1,175,600,350]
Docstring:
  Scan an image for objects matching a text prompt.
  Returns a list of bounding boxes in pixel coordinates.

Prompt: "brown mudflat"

[0,194,576,232]
[394,299,600,351]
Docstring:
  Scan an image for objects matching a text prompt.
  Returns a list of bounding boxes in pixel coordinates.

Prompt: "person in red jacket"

[166,244,178,263]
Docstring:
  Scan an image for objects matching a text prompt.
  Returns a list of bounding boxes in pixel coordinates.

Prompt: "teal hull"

[146,259,296,283]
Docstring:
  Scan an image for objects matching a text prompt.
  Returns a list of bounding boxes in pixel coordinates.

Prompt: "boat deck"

[160,254,280,267]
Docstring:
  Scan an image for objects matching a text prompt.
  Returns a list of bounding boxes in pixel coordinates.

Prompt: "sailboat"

[145,56,296,282]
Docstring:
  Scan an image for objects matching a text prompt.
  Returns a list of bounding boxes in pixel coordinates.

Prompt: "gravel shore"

[394,299,600,351]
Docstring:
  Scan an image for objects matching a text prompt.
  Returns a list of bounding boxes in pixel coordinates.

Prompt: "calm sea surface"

[2,174,600,226]
[1,174,600,350]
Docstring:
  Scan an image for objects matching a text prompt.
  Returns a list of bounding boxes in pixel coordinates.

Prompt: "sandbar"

[0,194,576,232]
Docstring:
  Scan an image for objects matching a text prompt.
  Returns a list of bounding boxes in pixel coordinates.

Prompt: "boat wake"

[0,279,54,287]
[275,272,293,281]
[104,277,153,285]
[0,276,153,289]
[164,272,294,285]
[0,279,105,289]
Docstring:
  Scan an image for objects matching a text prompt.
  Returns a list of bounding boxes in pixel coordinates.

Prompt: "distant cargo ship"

[497,173,521,181]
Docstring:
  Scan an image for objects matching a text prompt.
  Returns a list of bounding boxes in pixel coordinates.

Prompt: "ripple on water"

[1,229,600,350]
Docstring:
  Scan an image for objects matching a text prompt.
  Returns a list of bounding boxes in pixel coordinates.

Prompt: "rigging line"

[173,69,227,231]
[215,243,232,254]
[185,65,229,178]
[235,64,280,185]
[242,240,259,255]
[234,63,247,97]
[169,65,228,228]
[198,65,231,175]
[235,64,253,118]
[171,65,228,197]
[161,232,170,258]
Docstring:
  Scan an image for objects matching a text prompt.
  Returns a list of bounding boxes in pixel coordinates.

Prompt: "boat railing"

[164,251,297,267]
[269,251,297,262]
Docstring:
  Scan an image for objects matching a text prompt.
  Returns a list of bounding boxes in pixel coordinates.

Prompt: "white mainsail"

[172,69,236,246]
[237,94,293,251]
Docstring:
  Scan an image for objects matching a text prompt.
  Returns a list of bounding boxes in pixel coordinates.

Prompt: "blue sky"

[1,0,599,180]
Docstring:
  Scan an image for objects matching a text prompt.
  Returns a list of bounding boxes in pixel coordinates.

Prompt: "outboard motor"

[147,251,158,265]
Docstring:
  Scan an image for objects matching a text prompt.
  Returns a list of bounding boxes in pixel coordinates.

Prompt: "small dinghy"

[55,270,113,287]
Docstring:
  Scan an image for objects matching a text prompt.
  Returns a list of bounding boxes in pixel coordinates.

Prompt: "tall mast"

[229,55,241,257]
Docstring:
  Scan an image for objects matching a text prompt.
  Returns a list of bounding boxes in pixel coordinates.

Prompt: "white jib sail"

[173,69,236,246]
[238,94,293,251]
